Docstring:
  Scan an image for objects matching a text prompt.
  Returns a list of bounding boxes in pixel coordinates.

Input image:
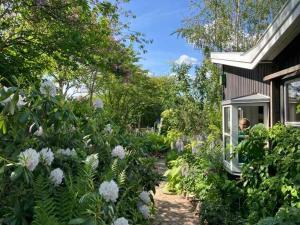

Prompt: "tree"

[0,0,144,87]
[177,0,287,53]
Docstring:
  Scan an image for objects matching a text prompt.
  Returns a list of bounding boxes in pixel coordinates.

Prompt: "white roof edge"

[211,0,300,69]
[222,93,270,105]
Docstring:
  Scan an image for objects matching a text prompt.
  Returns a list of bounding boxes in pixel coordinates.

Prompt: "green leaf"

[10,167,23,181]
[19,111,30,124]
[0,114,7,134]
[68,218,87,224]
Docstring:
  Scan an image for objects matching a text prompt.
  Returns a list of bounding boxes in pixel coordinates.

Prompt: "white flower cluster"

[139,191,151,205]
[57,148,77,157]
[29,124,43,136]
[93,98,103,109]
[99,180,119,202]
[36,0,47,7]
[40,148,54,166]
[0,86,26,108]
[34,126,43,136]
[40,80,56,97]
[111,145,125,160]
[137,190,151,219]
[17,95,26,108]
[192,146,198,154]
[104,124,113,134]
[181,163,189,177]
[19,148,40,171]
[176,139,184,152]
[138,204,150,219]
[112,217,129,225]
[50,168,64,186]
[85,153,99,170]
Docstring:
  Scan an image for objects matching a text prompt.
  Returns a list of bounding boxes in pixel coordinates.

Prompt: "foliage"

[177,0,287,53]
[0,85,160,225]
[256,207,300,225]
[140,132,169,155]
[95,73,175,129]
[164,124,300,225]
[239,124,300,224]
[161,59,222,136]
[164,132,245,225]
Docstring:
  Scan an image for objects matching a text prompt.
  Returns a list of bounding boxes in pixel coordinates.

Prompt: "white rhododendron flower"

[112,217,129,225]
[17,95,26,108]
[104,124,113,134]
[93,98,103,109]
[40,80,56,97]
[34,126,43,136]
[0,86,26,107]
[36,0,47,6]
[19,148,40,171]
[111,145,125,160]
[50,168,64,186]
[99,180,119,202]
[175,139,184,152]
[85,153,99,170]
[0,86,13,105]
[40,148,54,166]
[139,191,151,205]
[57,148,77,157]
[192,146,198,154]
[138,204,150,219]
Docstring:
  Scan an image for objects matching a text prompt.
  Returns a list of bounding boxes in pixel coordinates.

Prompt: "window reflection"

[286,80,300,122]
[224,135,231,162]
[224,107,230,133]
[237,106,264,163]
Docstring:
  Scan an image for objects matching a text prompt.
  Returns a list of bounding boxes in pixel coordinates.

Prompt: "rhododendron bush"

[0,84,159,225]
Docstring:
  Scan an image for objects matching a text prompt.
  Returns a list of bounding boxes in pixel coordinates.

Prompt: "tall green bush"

[0,84,159,225]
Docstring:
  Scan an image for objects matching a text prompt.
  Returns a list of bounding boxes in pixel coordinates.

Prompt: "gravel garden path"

[153,159,199,225]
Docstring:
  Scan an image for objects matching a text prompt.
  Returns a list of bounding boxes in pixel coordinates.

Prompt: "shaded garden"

[0,0,299,225]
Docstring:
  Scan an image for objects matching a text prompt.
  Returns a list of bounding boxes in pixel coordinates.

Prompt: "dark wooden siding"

[272,33,300,71]
[223,64,272,100]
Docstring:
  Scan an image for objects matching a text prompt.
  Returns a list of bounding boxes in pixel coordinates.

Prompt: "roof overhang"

[211,0,300,70]
[222,93,270,105]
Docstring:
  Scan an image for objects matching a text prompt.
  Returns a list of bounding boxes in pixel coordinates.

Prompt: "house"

[210,0,300,175]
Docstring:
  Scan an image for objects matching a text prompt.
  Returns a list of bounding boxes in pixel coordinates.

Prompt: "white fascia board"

[222,94,270,105]
[211,0,300,70]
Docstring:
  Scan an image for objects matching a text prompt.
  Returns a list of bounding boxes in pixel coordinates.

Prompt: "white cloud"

[174,55,198,65]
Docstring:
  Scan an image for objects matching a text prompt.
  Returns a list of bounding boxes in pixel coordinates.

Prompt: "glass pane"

[286,80,300,122]
[237,105,265,163]
[224,107,230,133]
[224,135,231,161]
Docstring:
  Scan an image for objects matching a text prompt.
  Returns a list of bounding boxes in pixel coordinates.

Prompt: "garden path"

[153,159,199,225]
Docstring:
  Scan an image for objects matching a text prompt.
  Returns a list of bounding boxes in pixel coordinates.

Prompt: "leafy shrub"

[240,124,300,224]
[256,207,300,225]
[164,135,245,225]
[0,85,159,225]
[140,132,169,155]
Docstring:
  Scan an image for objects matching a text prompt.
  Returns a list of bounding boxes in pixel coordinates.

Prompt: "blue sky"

[123,0,203,75]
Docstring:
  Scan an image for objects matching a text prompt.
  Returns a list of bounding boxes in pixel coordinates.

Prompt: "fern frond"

[111,158,120,178]
[32,175,60,225]
[118,169,127,187]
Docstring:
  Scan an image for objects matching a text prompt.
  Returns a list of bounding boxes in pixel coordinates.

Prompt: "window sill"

[285,122,300,127]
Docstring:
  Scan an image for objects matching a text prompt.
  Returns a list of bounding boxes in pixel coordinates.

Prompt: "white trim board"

[210,0,300,70]
[222,93,270,105]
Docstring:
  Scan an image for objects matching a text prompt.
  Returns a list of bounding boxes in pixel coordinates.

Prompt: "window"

[237,105,265,163]
[285,78,300,126]
[223,107,231,161]
[222,97,269,175]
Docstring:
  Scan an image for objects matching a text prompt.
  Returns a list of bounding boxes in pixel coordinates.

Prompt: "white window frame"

[222,102,269,175]
[284,77,300,127]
